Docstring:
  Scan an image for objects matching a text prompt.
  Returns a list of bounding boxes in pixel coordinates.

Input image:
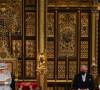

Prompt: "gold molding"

[40,0,44,54]
[47,80,72,83]
[55,9,58,81]
[48,5,92,8]
[66,56,68,80]
[37,0,39,52]
[91,10,96,66]
[23,79,37,82]
[18,79,37,82]
[22,0,25,80]
[95,11,99,75]
[78,9,81,73]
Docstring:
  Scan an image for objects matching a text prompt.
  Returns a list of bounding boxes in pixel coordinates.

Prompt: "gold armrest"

[19,85,23,90]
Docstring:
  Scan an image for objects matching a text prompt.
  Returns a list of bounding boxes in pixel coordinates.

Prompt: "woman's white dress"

[0,71,12,90]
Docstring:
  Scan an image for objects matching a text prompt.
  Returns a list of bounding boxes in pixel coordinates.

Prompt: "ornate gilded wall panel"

[25,12,35,36]
[26,40,35,58]
[18,60,22,78]
[47,13,54,37]
[0,0,22,34]
[25,0,35,5]
[25,60,35,78]
[58,61,65,79]
[81,13,89,37]
[47,41,54,58]
[12,40,22,58]
[80,61,88,70]
[69,61,77,79]
[81,41,88,58]
[47,61,54,79]
[58,12,77,57]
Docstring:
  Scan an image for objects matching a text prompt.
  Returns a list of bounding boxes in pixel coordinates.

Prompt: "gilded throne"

[0,41,18,90]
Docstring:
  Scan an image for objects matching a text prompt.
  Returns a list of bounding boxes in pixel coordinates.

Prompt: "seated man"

[0,63,12,90]
[73,65,94,90]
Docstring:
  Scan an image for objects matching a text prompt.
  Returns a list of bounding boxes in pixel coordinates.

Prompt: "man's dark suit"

[73,73,94,90]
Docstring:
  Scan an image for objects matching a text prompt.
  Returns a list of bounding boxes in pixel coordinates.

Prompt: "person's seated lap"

[73,65,94,90]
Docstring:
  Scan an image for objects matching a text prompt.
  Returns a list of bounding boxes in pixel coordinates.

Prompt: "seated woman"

[0,63,12,90]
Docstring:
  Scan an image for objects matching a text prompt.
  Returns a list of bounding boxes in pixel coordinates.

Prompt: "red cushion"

[18,82,38,90]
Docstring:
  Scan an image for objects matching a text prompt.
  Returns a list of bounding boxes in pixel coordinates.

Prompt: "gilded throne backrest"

[0,42,17,75]
[0,59,16,76]
[0,41,18,90]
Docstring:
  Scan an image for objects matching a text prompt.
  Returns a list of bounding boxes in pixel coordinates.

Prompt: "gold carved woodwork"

[95,10,99,75]
[0,0,22,34]
[40,0,45,54]
[91,6,99,78]
[37,0,47,89]
[37,51,47,90]
[0,41,18,90]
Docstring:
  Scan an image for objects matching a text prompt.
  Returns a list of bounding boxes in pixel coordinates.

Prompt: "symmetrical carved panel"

[47,13,54,37]
[0,0,22,34]
[69,61,77,79]
[81,13,89,37]
[47,41,54,58]
[58,61,65,79]
[47,61,54,79]
[26,40,35,58]
[12,40,22,58]
[25,60,35,78]
[58,12,77,57]
[81,41,88,58]
[25,12,35,36]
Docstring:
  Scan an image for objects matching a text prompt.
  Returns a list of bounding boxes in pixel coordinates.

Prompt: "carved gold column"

[78,9,81,74]
[91,10,96,66]
[39,0,44,54]
[91,7,99,77]
[37,0,47,90]
[92,5,99,89]
[95,10,99,75]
